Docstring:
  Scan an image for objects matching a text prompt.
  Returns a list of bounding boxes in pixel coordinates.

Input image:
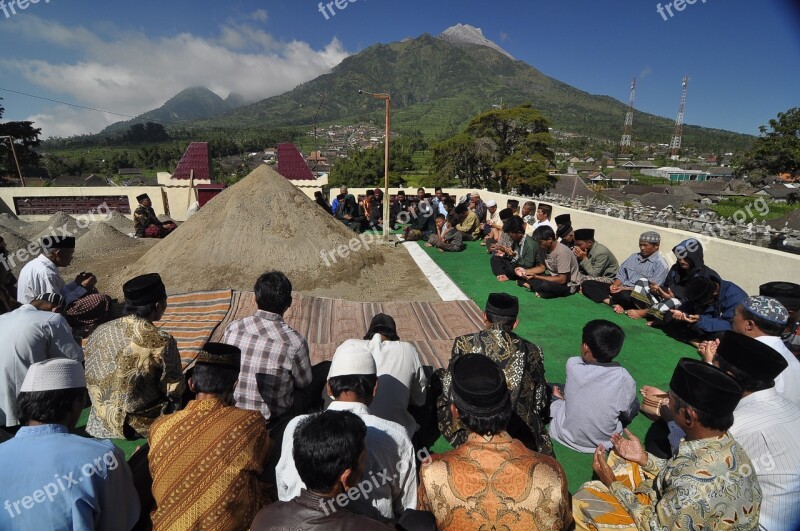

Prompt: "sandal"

[640,386,669,421]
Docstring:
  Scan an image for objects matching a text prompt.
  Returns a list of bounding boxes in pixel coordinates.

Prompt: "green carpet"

[75,408,145,460]
[419,241,695,492]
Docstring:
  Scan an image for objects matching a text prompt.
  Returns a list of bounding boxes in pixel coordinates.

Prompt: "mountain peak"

[438,23,515,60]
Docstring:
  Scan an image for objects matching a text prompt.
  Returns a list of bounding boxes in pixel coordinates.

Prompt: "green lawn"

[420,241,696,492]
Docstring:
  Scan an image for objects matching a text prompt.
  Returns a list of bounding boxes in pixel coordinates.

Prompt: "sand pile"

[0,213,33,236]
[122,166,386,293]
[31,212,89,241]
[105,211,135,234]
[76,222,140,254]
[0,229,32,254]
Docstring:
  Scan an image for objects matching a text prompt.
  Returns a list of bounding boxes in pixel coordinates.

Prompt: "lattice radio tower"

[619,78,636,154]
[670,75,689,160]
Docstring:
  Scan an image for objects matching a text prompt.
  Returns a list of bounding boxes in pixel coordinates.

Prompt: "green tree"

[0,98,43,178]
[735,107,800,183]
[432,104,555,193]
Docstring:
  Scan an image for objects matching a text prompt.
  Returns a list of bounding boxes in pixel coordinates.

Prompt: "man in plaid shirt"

[223,272,328,425]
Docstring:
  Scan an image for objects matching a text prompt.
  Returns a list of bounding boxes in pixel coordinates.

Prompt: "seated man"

[670,275,747,342]
[521,201,536,235]
[437,293,553,456]
[425,214,464,252]
[0,293,83,436]
[518,225,584,299]
[149,343,271,530]
[390,190,411,228]
[85,273,185,439]
[420,354,571,531]
[276,340,417,524]
[489,216,539,282]
[369,188,385,232]
[480,199,501,243]
[335,194,365,232]
[582,231,669,315]
[17,235,113,330]
[330,185,347,215]
[629,238,720,322]
[134,193,176,238]
[574,358,761,530]
[713,332,800,531]
[573,228,619,282]
[252,410,394,530]
[557,224,575,249]
[0,359,139,530]
[759,281,800,354]
[362,314,428,440]
[469,192,487,222]
[530,202,556,233]
[454,203,481,241]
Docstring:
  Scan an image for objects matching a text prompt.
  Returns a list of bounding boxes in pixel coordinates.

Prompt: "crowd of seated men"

[1,198,799,530]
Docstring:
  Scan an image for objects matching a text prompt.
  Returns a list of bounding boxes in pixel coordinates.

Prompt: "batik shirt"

[418,432,571,531]
[85,315,185,439]
[609,433,762,530]
[149,397,271,531]
[437,326,554,456]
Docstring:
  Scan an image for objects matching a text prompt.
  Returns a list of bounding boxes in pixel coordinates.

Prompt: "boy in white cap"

[275,339,417,526]
[0,359,139,530]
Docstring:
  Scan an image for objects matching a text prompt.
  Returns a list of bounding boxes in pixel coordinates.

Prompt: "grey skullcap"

[639,231,661,243]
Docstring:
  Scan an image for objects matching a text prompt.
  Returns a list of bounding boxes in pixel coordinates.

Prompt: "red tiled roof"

[172,142,211,181]
[276,143,315,181]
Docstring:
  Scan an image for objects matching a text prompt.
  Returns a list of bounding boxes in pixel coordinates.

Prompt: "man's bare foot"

[626,309,648,320]
[646,320,654,327]
[517,280,531,290]
[424,243,433,247]
[496,275,509,282]
[534,292,542,298]
[438,248,445,253]
[613,304,625,314]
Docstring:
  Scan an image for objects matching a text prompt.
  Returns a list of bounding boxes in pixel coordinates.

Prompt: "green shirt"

[579,241,619,278]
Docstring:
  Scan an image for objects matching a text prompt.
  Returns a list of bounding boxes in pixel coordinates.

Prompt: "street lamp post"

[359,90,390,237]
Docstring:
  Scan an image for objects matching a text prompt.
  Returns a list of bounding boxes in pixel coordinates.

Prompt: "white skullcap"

[328,339,376,379]
[486,200,497,207]
[20,359,86,393]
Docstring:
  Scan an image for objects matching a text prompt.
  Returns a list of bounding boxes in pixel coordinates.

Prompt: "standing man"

[518,225,584,299]
[573,358,761,530]
[437,293,554,456]
[582,231,669,315]
[0,293,83,436]
[85,273,185,439]
[134,193,176,238]
[0,359,140,530]
[573,228,619,281]
[17,235,112,330]
[148,343,271,531]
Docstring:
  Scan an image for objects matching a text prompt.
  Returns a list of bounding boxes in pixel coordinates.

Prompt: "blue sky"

[0,0,798,138]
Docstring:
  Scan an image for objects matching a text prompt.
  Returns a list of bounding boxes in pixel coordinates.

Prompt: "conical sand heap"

[124,165,386,293]
[76,222,140,254]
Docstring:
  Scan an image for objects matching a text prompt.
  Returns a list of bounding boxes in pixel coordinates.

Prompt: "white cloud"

[250,9,268,22]
[0,16,350,138]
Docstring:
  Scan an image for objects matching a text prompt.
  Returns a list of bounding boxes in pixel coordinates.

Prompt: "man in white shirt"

[729,296,800,403]
[361,314,427,440]
[0,293,84,433]
[713,331,800,531]
[17,235,112,330]
[531,203,556,233]
[275,340,417,525]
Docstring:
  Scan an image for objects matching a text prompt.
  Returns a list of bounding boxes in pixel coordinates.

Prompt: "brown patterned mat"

[209,291,486,369]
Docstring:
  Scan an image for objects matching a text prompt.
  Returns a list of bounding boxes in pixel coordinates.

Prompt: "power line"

[0,86,138,119]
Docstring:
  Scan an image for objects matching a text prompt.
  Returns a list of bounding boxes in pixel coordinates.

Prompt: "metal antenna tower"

[670,75,689,160]
[620,78,636,154]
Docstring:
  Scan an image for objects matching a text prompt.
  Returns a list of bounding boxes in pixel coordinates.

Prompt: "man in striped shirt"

[714,331,800,531]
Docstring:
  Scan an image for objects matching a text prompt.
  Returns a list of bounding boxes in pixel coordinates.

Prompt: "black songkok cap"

[669,358,742,416]
[573,228,595,241]
[506,199,519,208]
[40,235,75,249]
[195,342,241,368]
[123,273,167,306]
[486,292,519,317]
[685,277,716,306]
[537,203,553,214]
[759,281,800,312]
[556,224,573,239]
[715,331,788,381]
[554,214,571,226]
[364,313,399,341]
[451,354,510,416]
[498,208,514,221]
[136,193,150,203]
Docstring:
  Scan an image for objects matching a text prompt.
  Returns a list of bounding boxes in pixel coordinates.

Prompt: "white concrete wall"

[337,187,799,295]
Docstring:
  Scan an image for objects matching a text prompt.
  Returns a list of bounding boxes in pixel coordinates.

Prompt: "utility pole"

[359,90,391,237]
[0,136,25,187]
